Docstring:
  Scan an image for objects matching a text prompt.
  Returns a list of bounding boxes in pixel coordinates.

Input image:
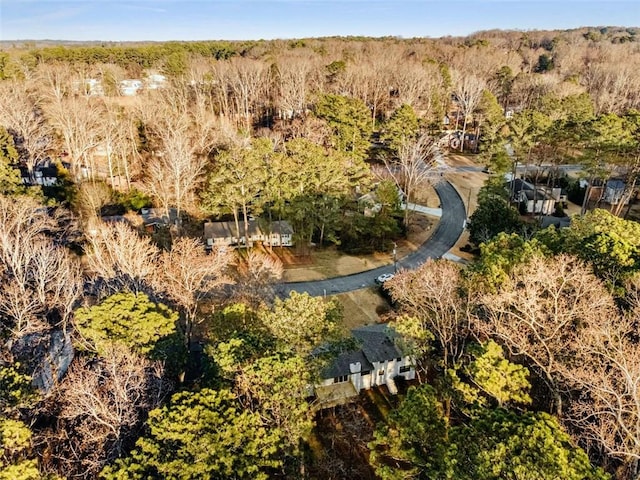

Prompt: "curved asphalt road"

[277,180,466,297]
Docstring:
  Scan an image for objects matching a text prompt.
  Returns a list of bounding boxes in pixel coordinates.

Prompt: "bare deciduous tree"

[386,259,470,370]
[275,54,313,121]
[75,181,112,222]
[450,69,486,152]
[478,254,616,416]
[226,57,270,129]
[84,221,159,294]
[0,196,82,335]
[391,60,444,119]
[562,309,640,478]
[154,238,234,347]
[383,132,443,227]
[232,250,283,305]
[100,101,136,190]
[54,344,165,478]
[341,50,393,127]
[137,89,214,222]
[42,94,104,180]
[0,81,52,177]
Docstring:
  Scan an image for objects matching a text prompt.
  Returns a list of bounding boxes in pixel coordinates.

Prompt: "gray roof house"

[507,179,557,215]
[540,216,571,229]
[140,208,179,229]
[315,324,415,408]
[204,219,294,248]
[604,179,628,205]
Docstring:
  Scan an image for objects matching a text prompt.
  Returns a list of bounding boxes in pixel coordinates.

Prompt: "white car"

[375,273,395,284]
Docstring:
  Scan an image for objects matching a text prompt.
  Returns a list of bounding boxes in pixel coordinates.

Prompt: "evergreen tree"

[74,292,181,360]
[101,388,284,480]
[0,127,23,196]
[314,94,372,160]
[380,104,421,156]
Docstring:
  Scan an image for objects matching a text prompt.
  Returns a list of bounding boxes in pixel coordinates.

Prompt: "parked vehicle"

[375,273,395,284]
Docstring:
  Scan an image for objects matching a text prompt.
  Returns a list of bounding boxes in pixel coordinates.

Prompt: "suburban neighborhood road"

[278,181,467,297]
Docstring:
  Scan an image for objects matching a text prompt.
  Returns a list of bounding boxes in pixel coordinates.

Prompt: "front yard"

[279,213,436,282]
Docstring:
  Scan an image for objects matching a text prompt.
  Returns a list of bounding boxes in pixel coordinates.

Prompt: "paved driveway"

[277,181,467,297]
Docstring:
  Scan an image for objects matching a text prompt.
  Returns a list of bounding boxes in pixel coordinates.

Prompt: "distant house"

[357,192,383,217]
[604,179,628,205]
[540,216,571,229]
[140,208,179,229]
[357,184,403,217]
[507,179,556,215]
[315,324,415,408]
[203,219,294,248]
[85,78,104,96]
[20,161,58,187]
[71,78,104,97]
[119,79,143,96]
[146,73,167,90]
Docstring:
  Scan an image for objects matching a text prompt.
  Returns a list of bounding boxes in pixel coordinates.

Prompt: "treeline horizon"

[2,25,638,46]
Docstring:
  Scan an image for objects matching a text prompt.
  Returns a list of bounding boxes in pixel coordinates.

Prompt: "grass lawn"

[334,288,392,334]
[279,212,436,282]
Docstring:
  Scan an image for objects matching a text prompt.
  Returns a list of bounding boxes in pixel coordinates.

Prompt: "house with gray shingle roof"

[204,219,293,248]
[140,208,179,230]
[506,179,556,215]
[315,324,415,407]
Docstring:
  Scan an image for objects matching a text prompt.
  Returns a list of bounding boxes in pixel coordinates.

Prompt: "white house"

[315,324,415,407]
[146,73,167,90]
[204,219,294,248]
[71,78,104,96]
[85,78,104,96]
[518,189,556,215]
[119,79,143,96]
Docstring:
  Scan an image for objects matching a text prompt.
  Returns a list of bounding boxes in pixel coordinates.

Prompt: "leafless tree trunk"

[383,132,443,228]
[154,238,234,348]
[84,221,159,294]
[55,344,166,478]
[450,70,486,152]
[477,254,616,417]
[0,81,53,177]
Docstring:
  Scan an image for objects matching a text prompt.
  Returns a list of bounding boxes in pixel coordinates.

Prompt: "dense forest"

[1,26,640,479]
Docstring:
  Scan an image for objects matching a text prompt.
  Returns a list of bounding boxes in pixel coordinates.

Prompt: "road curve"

[278,181,467,297]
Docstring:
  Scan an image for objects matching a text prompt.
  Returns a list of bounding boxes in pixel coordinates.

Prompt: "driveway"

[277,180,466,297]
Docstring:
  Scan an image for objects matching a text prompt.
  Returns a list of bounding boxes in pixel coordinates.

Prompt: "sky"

[1,0,639,42]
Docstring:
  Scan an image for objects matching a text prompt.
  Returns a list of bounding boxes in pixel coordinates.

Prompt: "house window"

[361,370,371,376]
[333,375,348,384]
[378,369,385,376]
[396,357,401,362]
[399,366,412,373]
